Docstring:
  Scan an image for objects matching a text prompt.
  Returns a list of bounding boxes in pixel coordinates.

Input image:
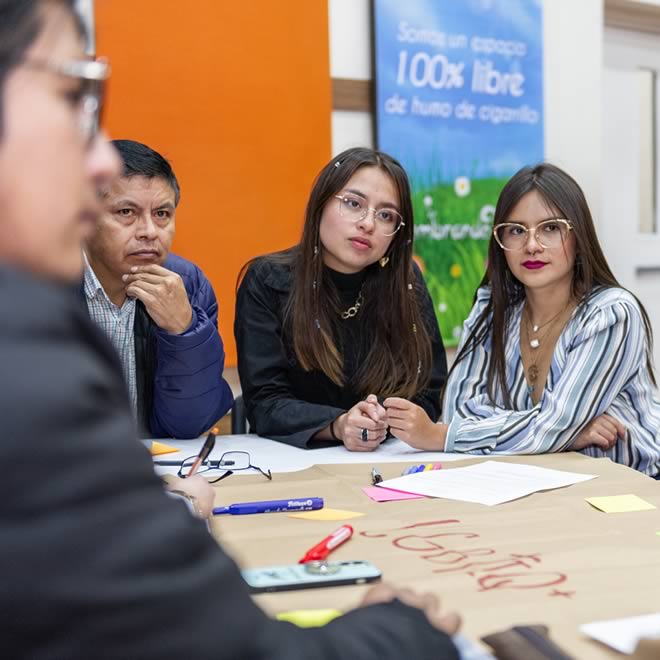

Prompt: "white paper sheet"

[378,460,597,506]
[580,612,660,654]
[147,434,470,477]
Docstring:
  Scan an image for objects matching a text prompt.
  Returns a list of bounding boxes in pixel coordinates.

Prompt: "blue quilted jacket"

[135,253,234,438]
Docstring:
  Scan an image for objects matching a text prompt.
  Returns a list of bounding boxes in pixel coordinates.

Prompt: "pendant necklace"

[526,303,569,349]
[523,301,573,393]
[524,320,554,392]
[340,290,363,320]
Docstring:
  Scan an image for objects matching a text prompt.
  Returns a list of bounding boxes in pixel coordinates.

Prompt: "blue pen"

[213,497,324,516]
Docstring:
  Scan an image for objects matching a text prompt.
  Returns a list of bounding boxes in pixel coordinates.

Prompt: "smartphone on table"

[242,560,381,593]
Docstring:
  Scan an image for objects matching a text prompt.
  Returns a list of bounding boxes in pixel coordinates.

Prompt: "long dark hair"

[452,163,656,406]
[239,147,433,398]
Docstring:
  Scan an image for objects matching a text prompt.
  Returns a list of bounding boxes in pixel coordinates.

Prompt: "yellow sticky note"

[277,609,343,627]
[149,441,180,456]
[585,494,657,513]
[288,508,364,521]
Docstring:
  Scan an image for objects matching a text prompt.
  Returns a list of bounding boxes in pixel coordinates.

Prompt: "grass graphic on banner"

[411,177,508,346]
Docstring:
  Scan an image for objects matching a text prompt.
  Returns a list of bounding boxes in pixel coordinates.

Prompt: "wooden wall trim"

[605,0,660,35]
[332,78,373,112]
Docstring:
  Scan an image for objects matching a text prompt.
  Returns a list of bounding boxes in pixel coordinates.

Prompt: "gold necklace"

[525,302,571,349]
[523,301,573,393]
[340,290,363,320]
[523,321,555,391]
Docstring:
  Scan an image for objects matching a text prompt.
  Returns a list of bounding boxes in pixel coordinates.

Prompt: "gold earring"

[379,256,390,268]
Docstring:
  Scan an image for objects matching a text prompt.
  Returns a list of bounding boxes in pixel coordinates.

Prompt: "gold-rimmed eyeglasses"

[21,56,109,145]
[493,218,573,251]
[335,193,405,237]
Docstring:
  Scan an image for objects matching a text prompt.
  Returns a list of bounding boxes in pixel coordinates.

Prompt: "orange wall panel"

[95,1,332,365]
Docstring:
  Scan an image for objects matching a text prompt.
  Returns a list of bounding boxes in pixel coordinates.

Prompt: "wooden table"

[211,453,660,658]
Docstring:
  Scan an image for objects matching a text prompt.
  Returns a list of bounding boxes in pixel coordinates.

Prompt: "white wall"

[602,27,660,370]
[328,0,603,216]
[328,0,374,154]
[543,0,603,218]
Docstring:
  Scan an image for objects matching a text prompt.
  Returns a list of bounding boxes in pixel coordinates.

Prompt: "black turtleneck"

[325,266,368,392]
[235,257,448,448]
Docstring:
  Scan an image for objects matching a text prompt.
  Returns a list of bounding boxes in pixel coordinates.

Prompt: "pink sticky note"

[362,486,426,502]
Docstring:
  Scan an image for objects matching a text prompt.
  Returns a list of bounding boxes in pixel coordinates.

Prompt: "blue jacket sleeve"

[149,264,233,438]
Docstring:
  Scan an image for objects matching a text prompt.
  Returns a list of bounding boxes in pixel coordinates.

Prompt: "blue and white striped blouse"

[443,286,660,476]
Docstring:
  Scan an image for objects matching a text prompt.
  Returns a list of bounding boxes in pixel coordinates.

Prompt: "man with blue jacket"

[84,139,233,438]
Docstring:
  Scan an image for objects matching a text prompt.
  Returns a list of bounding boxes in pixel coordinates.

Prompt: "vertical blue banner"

[373,0,544,345]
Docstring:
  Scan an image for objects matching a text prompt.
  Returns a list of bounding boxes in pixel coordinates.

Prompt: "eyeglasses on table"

[156,450,272,484]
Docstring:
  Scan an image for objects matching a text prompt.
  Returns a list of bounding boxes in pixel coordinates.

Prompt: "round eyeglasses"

[335,194,405,237]
[177,451,272,484]
[493,218,573,251]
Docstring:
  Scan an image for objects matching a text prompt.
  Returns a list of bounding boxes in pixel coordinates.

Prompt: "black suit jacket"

[0,266,458,659]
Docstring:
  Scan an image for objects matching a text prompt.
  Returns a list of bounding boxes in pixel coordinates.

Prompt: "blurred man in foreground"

[0,1,460,657]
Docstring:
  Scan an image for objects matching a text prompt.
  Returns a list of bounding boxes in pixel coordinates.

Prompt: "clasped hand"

[335,394,388,452]
[335,395,446,452]
[123,264,193,334]
[384,397,447,451]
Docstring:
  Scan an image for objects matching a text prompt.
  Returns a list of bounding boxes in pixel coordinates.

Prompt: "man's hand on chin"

[123,264,193,334]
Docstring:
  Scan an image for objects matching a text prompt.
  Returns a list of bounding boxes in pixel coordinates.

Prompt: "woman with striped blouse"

[384,163,660,477]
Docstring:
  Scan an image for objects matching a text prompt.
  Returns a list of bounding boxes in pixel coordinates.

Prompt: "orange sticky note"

[149,441,179,456]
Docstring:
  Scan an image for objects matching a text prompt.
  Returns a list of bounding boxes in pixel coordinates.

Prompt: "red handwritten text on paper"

[360,519,569,596]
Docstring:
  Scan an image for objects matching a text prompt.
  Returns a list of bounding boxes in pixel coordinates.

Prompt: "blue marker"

[213,497,324,516]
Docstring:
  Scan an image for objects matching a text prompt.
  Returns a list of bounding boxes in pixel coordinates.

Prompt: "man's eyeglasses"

[176,451,272,484]
[22,56,109,145]
[335,194,405,237]
[493,218,573,251]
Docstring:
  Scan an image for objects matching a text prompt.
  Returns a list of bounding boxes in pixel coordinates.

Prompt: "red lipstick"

[522,261,546,270]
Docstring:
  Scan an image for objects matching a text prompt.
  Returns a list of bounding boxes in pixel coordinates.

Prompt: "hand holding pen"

[186,426,219,477]
[332,394,387,453]
[165,474,216,519]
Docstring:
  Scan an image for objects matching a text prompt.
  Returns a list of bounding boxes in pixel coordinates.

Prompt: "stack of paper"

[580,613,660,654]
[377,461,597,506]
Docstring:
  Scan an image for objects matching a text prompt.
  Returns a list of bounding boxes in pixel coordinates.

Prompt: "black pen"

[154,457,236,468]
[371,467,383,485]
